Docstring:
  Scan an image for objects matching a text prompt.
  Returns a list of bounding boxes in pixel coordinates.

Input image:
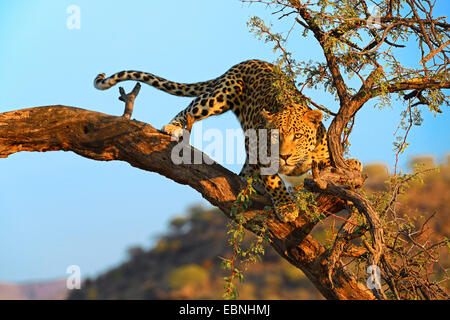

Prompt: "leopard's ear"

[262,108,275,122]
[303,109,323,127]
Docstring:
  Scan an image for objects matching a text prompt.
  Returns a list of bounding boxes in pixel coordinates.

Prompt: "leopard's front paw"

[274,203,299,223]
[161,123,184,140]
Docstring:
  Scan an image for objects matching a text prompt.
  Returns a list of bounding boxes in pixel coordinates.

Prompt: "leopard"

[94,59,361,222]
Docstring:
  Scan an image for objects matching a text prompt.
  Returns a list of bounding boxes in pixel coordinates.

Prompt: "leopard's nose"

[280,154,291,161]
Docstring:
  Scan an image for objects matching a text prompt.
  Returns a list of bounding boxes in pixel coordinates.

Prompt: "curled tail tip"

[94,73,108,90]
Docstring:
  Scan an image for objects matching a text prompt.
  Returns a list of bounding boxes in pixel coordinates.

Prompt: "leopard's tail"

[94,70,216,97]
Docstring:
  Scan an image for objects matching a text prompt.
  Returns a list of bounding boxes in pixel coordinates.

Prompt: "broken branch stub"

[118,82,141,119]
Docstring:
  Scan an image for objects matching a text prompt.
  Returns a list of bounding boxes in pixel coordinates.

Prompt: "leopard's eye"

[294,133,303,140]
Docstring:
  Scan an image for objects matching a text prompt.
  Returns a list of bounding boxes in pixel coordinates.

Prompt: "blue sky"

[0,1,448,283]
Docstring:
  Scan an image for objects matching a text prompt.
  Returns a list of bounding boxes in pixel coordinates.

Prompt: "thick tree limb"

[0,105,375,300]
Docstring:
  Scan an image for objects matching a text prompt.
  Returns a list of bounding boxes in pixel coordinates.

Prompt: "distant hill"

[68,204,323,300]
[0,279,67,300]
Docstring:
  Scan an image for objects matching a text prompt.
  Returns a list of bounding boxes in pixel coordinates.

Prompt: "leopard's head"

[263,107,323,175]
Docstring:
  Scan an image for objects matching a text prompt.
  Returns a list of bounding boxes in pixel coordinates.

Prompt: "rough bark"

[0,105,375,300]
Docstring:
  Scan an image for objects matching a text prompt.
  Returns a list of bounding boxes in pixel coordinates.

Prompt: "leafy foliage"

[221,175,270,299]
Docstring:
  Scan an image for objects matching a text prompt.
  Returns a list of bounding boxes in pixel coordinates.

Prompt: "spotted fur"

[94,60,361,222]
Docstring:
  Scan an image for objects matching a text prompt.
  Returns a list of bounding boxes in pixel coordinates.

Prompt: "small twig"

[118,83,141,119]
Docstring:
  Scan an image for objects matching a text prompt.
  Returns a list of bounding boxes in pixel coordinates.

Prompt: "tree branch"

[0,105,375,300]
[293,3,350,106]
